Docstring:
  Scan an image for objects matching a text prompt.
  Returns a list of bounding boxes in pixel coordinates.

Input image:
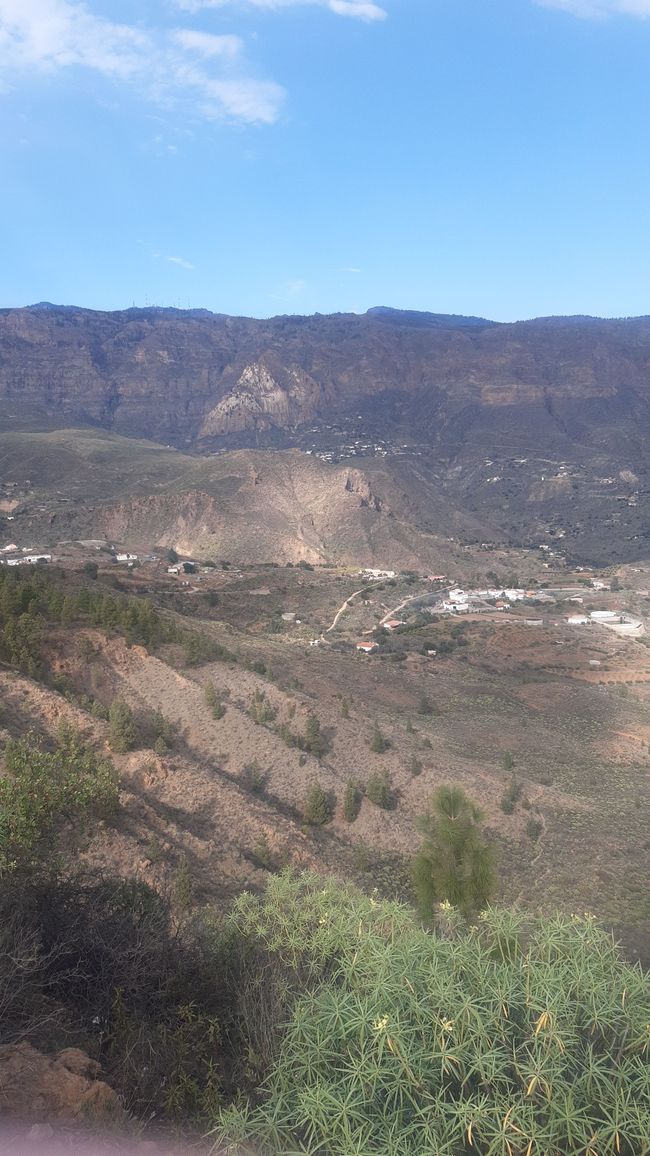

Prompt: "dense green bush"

[249,689,277,725]
[0,730,118,873]
[365,769,392,809]
[303,713,327,757]
[108,698,137,752]
[215,871,650,1156]
[303,782,332,826]
[343,779,361,822]
[369,721,389,753]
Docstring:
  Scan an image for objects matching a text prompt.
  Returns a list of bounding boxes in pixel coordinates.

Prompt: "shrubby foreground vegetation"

[215,873,650,1155]
[1,855,648,1153]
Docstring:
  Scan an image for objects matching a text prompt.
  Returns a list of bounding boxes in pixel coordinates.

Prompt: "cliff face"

[3,305,650,454]
[3,304,650,564]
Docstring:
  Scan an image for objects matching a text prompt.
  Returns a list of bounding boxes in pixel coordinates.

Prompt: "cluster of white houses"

[0,552,52,566]
[439,587,538,614]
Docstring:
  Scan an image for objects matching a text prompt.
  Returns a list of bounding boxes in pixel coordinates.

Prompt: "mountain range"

[1,303,649,564]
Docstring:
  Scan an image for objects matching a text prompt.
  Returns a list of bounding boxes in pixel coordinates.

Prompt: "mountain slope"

[2,304,650,563]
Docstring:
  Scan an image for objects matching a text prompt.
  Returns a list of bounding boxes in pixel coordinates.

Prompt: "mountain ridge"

[1,303,650,563]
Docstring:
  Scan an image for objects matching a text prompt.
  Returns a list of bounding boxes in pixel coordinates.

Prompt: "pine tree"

[343,780,360,822]
[108,699,137,753]
[370,721,389,754]
[413,786,497,919]
[365,770,391,809]
[304,713,326,757]
[303,782,332,826]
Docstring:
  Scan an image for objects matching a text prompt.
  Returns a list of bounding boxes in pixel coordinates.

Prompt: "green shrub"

[248,690,277,725]
[151,708,174,749]
[500,775,523,814]
[303,782,332,826]
[369,721,389,754]
[250,834,283,872]
[109,699,137,753]
[526,816,544,841]
[240,761,266,795]
[216,872,650,1156]
[342,780,360,823]
[303,713,327,757]
[205,680,227,719]
[365,770,391,809]
[0,732,118,873]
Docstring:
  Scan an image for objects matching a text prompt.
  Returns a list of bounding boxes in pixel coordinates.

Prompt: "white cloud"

[0,0,285,123]
[536,0,650,17]
[168,255,195,269]
[328,0,386,19]
[172,28,242,56]
[176,0,387,21]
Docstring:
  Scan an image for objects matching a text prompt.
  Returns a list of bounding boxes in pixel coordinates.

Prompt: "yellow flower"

[373,1015,389,1033]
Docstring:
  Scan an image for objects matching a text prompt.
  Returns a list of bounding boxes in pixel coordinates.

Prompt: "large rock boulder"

[0,1042,123,1123]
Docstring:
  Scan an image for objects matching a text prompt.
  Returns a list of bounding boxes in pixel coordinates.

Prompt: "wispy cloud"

[535,0,650,18]
[343,265,362,273]
[285,278,307,295]
[168,255,195,269]
[0,0,285,123]
[176,0,387,22]
[171,29,243,57]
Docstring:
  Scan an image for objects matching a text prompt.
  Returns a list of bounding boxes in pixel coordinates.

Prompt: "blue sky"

[2,0,650,320]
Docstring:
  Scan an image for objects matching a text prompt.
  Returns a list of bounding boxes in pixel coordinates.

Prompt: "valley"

[2,550,650,961]
[2,305,650,1146]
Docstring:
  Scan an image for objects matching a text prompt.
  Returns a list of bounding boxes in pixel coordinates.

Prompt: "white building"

[3,553,51,566]
[116,552,138,563]
[448,587,467,603]
[360,568,396,580]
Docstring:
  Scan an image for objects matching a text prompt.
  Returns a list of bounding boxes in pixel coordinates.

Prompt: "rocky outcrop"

[0,1043,123,1123]
[199,360,321,436]
[344,469,384,511]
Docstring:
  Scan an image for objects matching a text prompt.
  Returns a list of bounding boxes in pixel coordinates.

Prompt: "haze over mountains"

[1,303,649,565]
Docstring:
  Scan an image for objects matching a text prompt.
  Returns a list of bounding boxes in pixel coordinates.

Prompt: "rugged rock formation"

[199,359,322,436]
[3,305,650,456]
[0,1043,123,1123]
